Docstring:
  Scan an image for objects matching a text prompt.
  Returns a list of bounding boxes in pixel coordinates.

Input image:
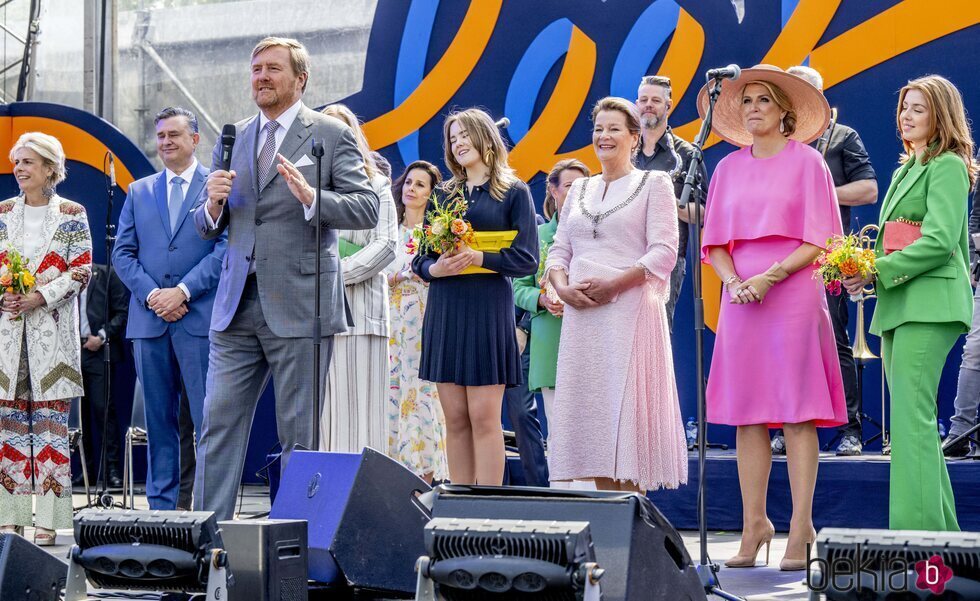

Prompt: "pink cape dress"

[545,169,688,491]
[701,140,847,427]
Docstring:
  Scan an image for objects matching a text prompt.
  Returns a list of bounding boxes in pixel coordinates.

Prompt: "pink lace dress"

[545,169,688,491]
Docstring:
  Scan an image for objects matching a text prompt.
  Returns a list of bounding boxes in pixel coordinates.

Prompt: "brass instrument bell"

[850,224,879,362]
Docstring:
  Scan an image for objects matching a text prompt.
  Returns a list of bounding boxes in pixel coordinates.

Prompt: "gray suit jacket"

[193,103,379,338]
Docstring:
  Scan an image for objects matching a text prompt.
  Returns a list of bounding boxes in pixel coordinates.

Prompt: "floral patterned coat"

[0,195,92,401]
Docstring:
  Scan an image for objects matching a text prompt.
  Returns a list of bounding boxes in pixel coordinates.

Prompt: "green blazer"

[870,151,972,335]
[513,218,562,391]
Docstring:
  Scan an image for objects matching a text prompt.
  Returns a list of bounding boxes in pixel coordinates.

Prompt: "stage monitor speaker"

[220,519,309,601]
[269,447,431,594]
[814,528,980,600]
[431,485,706,601]
[0,533,68,601]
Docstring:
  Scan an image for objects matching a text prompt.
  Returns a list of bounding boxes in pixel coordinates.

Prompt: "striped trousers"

[320,334,389,454]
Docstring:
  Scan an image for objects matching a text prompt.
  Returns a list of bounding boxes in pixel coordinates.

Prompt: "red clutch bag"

[882,218,922,254]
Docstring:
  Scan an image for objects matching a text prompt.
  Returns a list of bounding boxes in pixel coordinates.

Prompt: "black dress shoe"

[107,471,123,489]
[943,436,972,458]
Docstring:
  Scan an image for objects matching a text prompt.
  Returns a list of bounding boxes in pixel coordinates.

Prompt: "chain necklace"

[577,170,650,239]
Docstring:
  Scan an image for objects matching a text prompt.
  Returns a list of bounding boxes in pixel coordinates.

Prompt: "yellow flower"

[20,272,34,288]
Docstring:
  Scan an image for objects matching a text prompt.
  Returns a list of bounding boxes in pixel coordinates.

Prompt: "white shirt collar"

[258,99,304,135]
[165,158,199,185]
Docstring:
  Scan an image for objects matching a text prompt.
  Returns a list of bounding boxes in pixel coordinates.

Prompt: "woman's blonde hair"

[590,97,643,156]
[321,103,377,180]
[442,108,516,201]
[897,75,977,187]
[543,158,591,219]
[740,80,797,137]
[9,132,66,188]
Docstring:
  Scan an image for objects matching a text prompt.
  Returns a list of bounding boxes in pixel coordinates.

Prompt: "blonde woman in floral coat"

[0,132,92,545]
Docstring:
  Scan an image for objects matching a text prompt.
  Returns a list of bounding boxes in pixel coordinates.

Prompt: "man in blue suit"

[113,106,227,510]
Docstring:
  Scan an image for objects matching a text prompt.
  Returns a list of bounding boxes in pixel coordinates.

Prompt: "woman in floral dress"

[387,160,448,482]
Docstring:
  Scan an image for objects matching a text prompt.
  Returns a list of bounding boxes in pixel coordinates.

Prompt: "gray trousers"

[949,286,980,438]
[193,280,332,521]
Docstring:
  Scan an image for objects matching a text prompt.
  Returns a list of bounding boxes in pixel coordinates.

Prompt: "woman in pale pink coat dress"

[546,97,687,492]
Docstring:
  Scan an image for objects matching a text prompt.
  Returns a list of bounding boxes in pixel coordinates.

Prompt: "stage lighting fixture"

[65,509,230,601]
[415,518,603,601]
[813,528,980,600]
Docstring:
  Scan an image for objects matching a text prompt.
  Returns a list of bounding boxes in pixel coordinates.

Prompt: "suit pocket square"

[294,154,314,168]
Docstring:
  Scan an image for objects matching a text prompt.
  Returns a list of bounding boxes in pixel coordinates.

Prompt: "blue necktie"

[169,176,185,232]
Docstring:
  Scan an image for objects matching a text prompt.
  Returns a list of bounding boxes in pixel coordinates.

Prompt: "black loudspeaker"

[431,485,707,601]
[220,519,309,601]
[814,528,980,600]
[0,533,68,600]
[270,447,431,594]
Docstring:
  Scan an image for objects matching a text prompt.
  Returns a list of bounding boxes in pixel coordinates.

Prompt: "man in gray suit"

[192,37,379,520]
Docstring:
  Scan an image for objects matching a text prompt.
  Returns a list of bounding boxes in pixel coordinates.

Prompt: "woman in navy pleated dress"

[411,108,538,485]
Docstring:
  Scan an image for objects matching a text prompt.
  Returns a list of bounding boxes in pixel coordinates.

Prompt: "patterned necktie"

[258,120,280,184]
[169,176,185,232]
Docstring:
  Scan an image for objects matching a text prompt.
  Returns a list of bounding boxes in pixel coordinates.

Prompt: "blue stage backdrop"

[342,0,979,450]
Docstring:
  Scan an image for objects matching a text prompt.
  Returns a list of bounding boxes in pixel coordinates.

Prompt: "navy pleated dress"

[412,179,539,387]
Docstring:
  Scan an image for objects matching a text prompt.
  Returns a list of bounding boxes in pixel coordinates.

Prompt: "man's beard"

[641,112,663,129]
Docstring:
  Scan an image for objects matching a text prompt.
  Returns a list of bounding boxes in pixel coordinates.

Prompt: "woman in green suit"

[845,75,977,530]
[512,158,589,481]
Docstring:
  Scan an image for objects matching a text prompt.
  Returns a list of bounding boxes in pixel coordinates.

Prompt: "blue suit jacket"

[113,162,227,338]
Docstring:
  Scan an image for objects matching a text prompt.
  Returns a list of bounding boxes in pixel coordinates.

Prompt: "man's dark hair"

[640,75,672,101]
[154,106,199,134]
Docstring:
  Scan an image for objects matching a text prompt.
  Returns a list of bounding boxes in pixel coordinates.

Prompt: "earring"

[779,118,786,134]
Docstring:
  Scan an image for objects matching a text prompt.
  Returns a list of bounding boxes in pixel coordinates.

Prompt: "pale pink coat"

[545,169,688,490]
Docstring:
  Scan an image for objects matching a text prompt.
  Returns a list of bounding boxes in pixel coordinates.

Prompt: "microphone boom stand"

[310,140,325,452]
[96,153,116,508]
[680,77,744,601]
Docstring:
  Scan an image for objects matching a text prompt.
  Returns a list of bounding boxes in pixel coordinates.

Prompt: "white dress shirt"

[148,159,198,305]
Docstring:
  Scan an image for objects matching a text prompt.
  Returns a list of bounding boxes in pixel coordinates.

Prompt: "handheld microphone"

[108,152,116,188]
[706,64,741,81]
[215,123,236,206]
[495,117,510,129]
[216,124,236,171]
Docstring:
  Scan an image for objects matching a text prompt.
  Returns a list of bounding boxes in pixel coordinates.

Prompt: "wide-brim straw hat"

[696,64,830,147]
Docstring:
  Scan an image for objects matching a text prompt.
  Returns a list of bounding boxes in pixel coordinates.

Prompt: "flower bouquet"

[814,234,876,300]
[0,249,35,294]
[406,187,517,275]
[1,249,36,321]
[407,188,475,257]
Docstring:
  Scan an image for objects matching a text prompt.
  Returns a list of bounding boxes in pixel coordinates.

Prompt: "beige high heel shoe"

[724,521,775,568]
[0,525,23,537]
[779,526,817,571]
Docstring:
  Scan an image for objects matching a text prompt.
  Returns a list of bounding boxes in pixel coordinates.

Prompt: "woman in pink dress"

[699,65,847,570]
[546,97,687,492]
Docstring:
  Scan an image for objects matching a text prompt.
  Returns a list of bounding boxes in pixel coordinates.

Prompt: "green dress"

[513,217,562,391]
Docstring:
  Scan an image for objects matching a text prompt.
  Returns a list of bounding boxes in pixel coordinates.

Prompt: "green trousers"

[882,322,960,531]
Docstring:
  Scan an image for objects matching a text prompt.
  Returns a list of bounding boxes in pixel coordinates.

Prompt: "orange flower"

[450,219,468,236]
[0,273,10,287]
[839,258,859,277]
